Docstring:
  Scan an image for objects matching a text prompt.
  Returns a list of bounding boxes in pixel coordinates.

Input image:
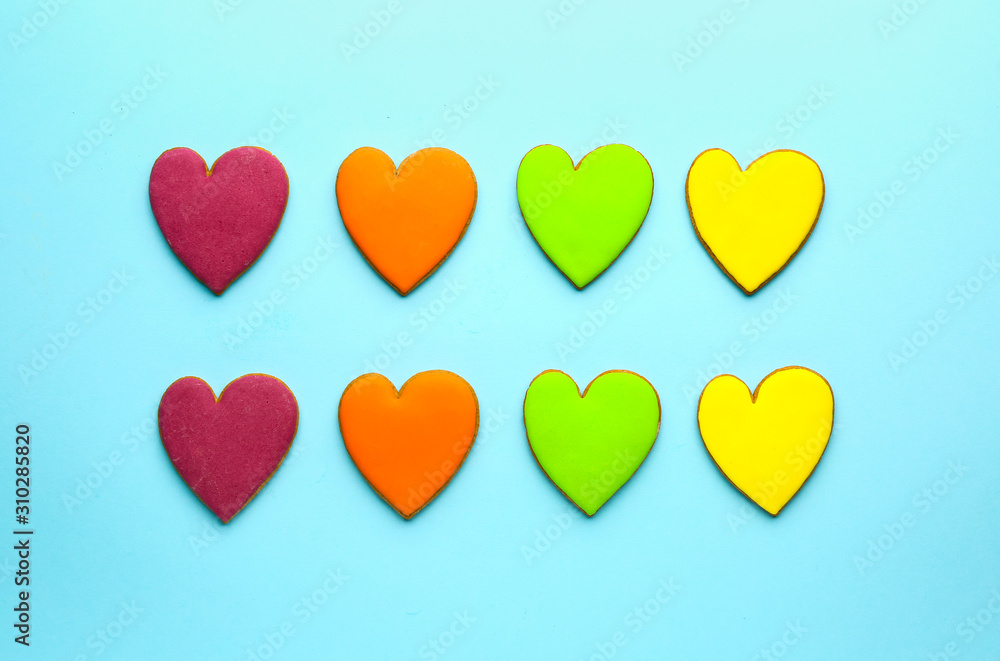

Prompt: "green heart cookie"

[516,144,654,288]
[524,370,661,515]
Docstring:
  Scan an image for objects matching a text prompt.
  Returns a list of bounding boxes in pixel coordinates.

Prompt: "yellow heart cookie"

[686,149,824,294]
[697,366,833,515]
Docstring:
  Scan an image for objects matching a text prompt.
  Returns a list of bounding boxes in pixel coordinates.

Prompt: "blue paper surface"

[1,0,999,658]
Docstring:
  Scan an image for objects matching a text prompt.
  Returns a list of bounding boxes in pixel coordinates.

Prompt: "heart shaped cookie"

[686,148,824,294]
[336,147,477,295]
[697,366,834,515]
[158,374,298,523]
[523,370,660,516]
[338,371,479,518]
[517,144,654,289]
[149,146,289,294]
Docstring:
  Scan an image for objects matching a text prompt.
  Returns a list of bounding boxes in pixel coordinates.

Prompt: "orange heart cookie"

[335,147,477,295]
[338,371,479,518]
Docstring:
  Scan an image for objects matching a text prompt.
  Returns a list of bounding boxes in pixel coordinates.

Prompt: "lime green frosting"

[517,144,654,288]
[524,370,660,515]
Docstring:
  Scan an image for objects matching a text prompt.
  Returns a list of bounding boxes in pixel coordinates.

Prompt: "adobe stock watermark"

[398,436,474,515]
[418,611,475,660]
[52,66,168,181]
[476,407,512,446]
[62,417,156,513]
[745,85,834,163]
[520,509,574,565]
[243,568,350,661]
[853,459,968,576]
[406,75,500,157]
[887,256,997,371]
[672,0,758,73]
[726,501,762,534]
[709,85,834,205]
[246,107,294,148]
[185,427,305,556]
[554,246,670,362]
[843,126,958,243]
[73,600,144,660]
[570,118,628,165]
[511,117,628,230]
[187,518,225,557]
[362,278,465,372]
[581,578,681,661]
[7,0,71,53]
[877,0,932,40]
[223,236,335,350]
[573,447,645,516]
[926,588,1000,660]
[187,437,308,557]
[214,0,250,21]
[726,417,830,534]
[681,288,799,403]
[340,0,403,63]
[545,0,588,30]
[18,269,136,385]
[0,555,15,587]
[750,621,807,661]
[443,76,500,131]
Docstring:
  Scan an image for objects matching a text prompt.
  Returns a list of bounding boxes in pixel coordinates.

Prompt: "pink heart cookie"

[149,147,289,294]
[158,374,298,523]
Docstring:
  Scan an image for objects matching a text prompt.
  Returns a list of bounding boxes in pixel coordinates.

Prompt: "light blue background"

[2,0,999,658]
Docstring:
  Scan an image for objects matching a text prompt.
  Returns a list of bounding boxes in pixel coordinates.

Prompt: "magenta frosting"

[158,374,298,522]
[149,147,289,294]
